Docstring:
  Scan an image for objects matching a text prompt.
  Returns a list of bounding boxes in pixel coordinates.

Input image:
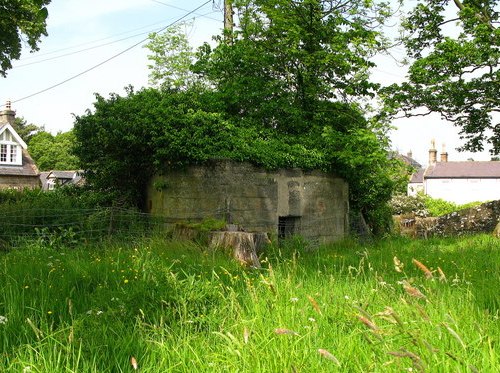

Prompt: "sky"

[0,0,494,166]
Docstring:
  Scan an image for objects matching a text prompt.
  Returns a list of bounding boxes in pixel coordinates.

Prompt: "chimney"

[440,143,448,162]
[0,101,16,125]
[428,139,437,165]
[407,150,413,159]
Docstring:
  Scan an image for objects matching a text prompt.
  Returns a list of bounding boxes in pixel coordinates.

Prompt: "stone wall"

[394,200,500,238]
[146,160,349,244]
[429,200,500,236]
[0,175,40,190]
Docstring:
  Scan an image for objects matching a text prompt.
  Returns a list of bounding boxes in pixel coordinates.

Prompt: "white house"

[0,102,40,189]
[408,141,500,204]
[42,170,84,191]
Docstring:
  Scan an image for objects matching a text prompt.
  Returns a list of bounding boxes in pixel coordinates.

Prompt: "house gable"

[0,123,27,166]
[0,104,40,189]
[0,123,28,149]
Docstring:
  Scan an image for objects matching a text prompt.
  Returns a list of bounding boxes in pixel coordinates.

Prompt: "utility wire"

[4,0,213,107]
[12,11,219,69]
[150,0,221,22]
[16,18,176,62]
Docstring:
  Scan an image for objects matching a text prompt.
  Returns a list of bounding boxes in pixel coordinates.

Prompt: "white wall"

[408,183,424,196]
[425,178,500,204]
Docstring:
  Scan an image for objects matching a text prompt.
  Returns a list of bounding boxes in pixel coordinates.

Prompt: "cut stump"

[493,221,500,238]
[209,231,269,268]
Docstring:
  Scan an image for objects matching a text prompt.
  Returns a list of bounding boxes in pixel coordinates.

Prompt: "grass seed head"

[318,349,341,366]
[393,256,404,273]
[412,259,433,279]
[437,267,447,282]
[356,315,379,331]
[403,281,427,300]
[307,295,322,315]
[274,328,299,336]
[130,356,138,370]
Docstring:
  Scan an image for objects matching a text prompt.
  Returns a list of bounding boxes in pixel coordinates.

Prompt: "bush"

[389,193,428,217]
[423,195,458,217]
[390,193,484,217]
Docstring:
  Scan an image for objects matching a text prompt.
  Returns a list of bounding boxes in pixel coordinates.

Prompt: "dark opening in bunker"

[278,216,301,240]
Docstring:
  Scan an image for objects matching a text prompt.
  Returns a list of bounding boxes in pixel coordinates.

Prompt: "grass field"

[0,234,499,372]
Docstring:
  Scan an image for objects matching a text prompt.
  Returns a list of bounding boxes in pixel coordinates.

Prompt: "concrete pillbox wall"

[147,160,349,244]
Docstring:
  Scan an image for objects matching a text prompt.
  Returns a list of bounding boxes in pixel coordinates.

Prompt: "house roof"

[399,154,422,169]
[44,170,84,188]
[0,149,39,177]
[425,161,500,179]
[48,170,78,179]
[409,168,425,183]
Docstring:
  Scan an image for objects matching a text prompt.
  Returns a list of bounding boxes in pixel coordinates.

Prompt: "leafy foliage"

[144,22,199,90]
[0,0,52,76]
[74,0,405,233]
[194,0,389,134]
[12,117,42,143]
[383,0,500,154]
[74,88,405,233]
[28,130,79,171]
[390,193,429,217]
[390,193,483,217]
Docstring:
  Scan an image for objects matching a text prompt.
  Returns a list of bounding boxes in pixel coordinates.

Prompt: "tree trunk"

[210,231,269,268]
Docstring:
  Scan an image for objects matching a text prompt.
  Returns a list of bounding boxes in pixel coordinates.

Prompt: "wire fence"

[0,206,348,248]
[0,207,176,247]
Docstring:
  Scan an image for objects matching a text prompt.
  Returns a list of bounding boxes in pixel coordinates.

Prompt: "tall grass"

[0,235,498,372]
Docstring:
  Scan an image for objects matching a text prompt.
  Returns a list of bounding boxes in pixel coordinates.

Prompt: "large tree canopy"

[194,0,390,133]
[383,0,500,154]
[75,0,407,233]
[28,130,79,171]
[0,0,51,76]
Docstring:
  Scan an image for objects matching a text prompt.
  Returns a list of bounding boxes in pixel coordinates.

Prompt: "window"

[0,143,20,165]
[0,144,6,162]
[10,145,16,162]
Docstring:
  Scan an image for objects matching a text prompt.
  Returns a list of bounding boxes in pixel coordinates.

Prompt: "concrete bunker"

[147,160,349,244]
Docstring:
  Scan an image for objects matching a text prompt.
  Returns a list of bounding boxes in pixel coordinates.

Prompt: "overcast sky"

[0,0,494,166]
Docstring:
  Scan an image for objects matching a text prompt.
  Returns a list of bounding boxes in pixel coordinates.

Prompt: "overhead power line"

[3,0,214,107]
[12,10,219,69]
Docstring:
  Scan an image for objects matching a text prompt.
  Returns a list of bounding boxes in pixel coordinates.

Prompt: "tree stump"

[209,231,269,268]
[493,221,500,238]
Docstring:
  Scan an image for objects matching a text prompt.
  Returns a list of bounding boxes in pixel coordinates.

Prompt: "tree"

[144,22,199,90]
[12,116,43,143]
[73,88,240,207]
[194,0,390,134]
[193,0,402,231]
[383,0,500,154]
[75,0,405,233]
[0,0,51,76]
[28,130,80,171]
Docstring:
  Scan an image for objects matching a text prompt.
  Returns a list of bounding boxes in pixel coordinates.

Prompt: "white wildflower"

[0,315,8,324]
[290,297,299,303]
